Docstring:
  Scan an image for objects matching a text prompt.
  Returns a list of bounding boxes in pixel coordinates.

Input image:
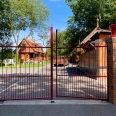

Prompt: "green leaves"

[9,0,49,30]
[0,0,12,46]
[65,0,116,47]
[8,0,50,38]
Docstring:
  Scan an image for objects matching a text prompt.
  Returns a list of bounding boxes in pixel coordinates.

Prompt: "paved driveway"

[0,64,107,100]
[0,64,113,116]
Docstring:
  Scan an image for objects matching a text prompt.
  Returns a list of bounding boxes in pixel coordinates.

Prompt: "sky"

[45,0,73,31]
[18,0,73,46]
[20,0,73,37]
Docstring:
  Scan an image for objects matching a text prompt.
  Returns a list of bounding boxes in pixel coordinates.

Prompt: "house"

[80,27,111,45]
[18,38,48,63]
[78,26,111,76]
[69,26,111,76]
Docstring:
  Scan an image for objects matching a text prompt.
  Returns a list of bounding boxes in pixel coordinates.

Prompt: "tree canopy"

[0,0,50,46]
[8,0,50,45]
[47,30,70,57]
[0,1,12,46]
[65,0,116,46]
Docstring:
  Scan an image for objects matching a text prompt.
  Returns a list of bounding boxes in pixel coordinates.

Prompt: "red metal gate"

[0,27,53,101]
[0,27,108,101]
[55,29,108,100]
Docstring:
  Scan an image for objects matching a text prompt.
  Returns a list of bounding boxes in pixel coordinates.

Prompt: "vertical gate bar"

[79,47,81,97]
[50,26,53,99]
[107,45,109,101]
[99,46,101,99]
[94,46,96,98]
[29,47,30,99]
[1,46,3,101]
[56,29,58,97]
[93,47,95,98]
[105,45,107,100]
[96,46,98,99]
[32,62,33,99]
[5,47,7,100]
[18,47,20,99]
[41,47,43,98]
[102,46,103,99]
[27,46,28,98]
[42,72,43,98]
[97,46,99,99]
[92,46,94,98]
[83,47,85,97]
[89,46,90,77]
[101,46,102,99]
[11,46,13,100]
[105,46,107,99]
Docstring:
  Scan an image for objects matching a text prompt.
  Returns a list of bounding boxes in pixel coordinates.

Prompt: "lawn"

[0,61,50,69]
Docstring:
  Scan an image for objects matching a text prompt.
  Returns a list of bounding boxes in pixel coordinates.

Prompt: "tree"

[0,1,13,63]
[7,0,50,64]
[56,30,70,56]
[46,32,56,57]
[65,0,116,44]
[47,30,70,57]
[0,1,13,46]
[0,48,15,60]
[8,0,50,46]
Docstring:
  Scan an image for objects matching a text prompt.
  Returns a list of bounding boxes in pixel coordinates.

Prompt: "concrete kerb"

[0,100,110,105]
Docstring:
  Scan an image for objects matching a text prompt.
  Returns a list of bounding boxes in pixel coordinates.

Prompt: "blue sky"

[18,0,73,45]
[20,0,72,36]
[45,0,73,31]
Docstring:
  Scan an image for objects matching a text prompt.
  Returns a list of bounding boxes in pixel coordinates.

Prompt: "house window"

[30,53,33,59]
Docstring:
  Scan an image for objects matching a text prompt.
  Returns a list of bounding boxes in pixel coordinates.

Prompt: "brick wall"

[105,37,116,104]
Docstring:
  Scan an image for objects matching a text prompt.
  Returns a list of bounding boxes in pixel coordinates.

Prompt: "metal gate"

[0,27,53,101]
[55,29,108,100]
[0,27,108,101]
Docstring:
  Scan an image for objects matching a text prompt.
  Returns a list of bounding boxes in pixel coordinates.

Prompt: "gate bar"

[56,29,58,97]
[50,26,53,99]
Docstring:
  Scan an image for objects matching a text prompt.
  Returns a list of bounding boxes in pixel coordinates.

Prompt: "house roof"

[69,27,111,56]
[19,38,44,53]
[80,27,111,45]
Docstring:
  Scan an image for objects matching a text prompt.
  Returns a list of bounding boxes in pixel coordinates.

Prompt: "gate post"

[50,26,53,99]
[106,37,116,104]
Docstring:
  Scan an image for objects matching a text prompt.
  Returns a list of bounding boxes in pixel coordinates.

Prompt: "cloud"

[49,0,60,2]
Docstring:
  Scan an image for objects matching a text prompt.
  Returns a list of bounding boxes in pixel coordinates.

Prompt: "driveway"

[0,64,114,116]
[0,64,107,100]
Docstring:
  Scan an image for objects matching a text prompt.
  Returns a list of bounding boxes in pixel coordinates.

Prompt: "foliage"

[0,48,15,60]
[56,30,70,56]
[0,61,50,68]
[46,39,51,57]
[8,0,50,45]
[46,32,56,57]
[65,0,116,45]
[0,1,13,46]
[109,13,116,24]
[4,0,50,64]
[47,30,71,57]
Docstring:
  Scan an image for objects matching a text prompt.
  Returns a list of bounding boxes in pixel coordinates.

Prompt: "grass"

[0,61,50,69]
